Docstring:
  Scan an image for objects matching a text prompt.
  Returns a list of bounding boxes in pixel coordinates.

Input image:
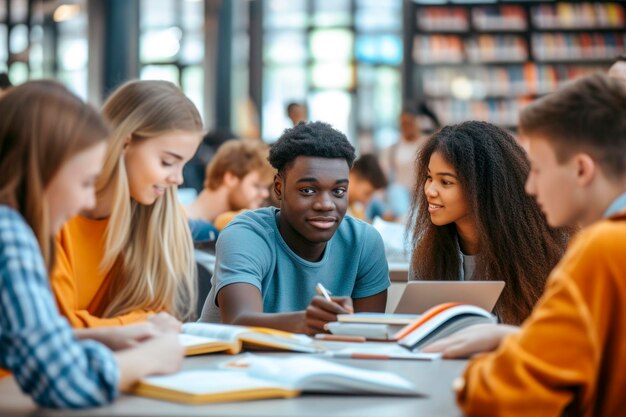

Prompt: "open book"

[180,323,323,356]
[394,302,496,351]
[327,343,442,361]
[326,303,496,355]
[133,355,420,404]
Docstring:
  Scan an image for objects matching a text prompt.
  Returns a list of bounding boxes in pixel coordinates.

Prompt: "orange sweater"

[50,215,151,327]
[456,213,626,417]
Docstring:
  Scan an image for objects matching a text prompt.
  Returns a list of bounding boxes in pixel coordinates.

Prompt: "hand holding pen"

[303,283,354,335]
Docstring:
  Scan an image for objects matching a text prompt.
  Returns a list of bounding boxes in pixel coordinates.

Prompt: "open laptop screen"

[394,281,505,314]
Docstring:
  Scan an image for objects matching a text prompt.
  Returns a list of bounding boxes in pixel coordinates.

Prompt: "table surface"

[0,348,466,417]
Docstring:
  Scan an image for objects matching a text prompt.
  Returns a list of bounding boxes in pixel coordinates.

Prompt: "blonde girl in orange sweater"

[51,80,202,329]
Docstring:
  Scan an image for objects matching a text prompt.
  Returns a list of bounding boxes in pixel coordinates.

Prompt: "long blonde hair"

[0,80,109,271]
[98,80,202,321]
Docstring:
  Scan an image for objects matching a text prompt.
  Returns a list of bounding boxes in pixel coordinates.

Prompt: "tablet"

[394,281,505,314]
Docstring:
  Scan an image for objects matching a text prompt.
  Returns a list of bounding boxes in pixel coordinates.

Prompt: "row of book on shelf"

[413,33,625,64]
[429,97,530,128]
[416,2,624,32]
[421,64,608,98]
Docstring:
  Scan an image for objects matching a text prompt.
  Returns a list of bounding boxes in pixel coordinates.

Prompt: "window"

[139,0,205,120]
[262,0,402,150]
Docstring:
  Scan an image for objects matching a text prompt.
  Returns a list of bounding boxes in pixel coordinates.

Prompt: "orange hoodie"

[456,213,626,416]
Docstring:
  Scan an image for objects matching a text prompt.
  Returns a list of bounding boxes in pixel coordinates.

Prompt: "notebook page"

[142,369,277,394]
[241,331,323,353]
[178,334,222,347]
[241,356,419,395]
[182,322,248,343]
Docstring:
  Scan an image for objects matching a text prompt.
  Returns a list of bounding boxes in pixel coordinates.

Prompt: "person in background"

[347,154,388,221]
[181,128,238,194]
[200,122,389,333]
[286,102,308,126]
[424,73,626,417]
[0,72,12,98]
[0,80,183,409]
[608,54,626,82]
[51,80,202,328]
[186,139,275,235]
[378,105,424,220]
[409,121,570,325]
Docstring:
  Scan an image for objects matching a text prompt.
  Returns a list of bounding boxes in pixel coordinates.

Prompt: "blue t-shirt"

[200,207,390,322]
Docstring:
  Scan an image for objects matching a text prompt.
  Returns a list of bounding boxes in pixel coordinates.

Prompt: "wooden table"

[0,351,466,417]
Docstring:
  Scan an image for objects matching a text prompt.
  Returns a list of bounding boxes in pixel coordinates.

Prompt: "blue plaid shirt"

[0,206,119,408]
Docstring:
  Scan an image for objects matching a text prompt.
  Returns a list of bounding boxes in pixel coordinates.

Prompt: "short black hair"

[0,73,12,90]
[286,102,305,113]
[352,154,387,189]
[269,121,356,174]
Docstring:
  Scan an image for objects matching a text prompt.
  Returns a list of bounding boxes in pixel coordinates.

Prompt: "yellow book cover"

[133,355,420,404]
[179,323,323,356]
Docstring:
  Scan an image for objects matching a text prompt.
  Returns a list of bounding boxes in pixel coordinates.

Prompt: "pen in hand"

[315,283,333,303]
[315,283,353,314]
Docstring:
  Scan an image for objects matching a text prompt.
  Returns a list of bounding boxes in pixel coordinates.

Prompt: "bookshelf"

[405,1,626,129]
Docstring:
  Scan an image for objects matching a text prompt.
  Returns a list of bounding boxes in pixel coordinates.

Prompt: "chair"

[195,260,213,319]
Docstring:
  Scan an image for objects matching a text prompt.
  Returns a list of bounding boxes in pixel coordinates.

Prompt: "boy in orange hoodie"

[424,73,626,416]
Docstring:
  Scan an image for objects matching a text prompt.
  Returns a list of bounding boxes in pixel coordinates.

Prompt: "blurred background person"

[181,129,238,196]
[378,104,424,221]
[609,54,626,82]
[348,154,388,222]
[0,73,12,98]
[286,102,308,126]
[186,139,275,238]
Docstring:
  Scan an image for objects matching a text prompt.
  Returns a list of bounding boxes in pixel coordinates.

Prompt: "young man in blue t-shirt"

[200,122,390,334]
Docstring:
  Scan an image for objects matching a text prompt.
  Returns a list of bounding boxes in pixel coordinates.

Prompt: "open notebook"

[179,323,323,356]
[133,355,420,404]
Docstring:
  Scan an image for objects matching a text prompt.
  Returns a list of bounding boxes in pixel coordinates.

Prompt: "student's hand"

[139,333,186,375]
[116,333,186,391]
[102,323,160,351]
[75,323,160,351]
[304,295,354,335]
[148,312,182,333]
[421,323,520,359]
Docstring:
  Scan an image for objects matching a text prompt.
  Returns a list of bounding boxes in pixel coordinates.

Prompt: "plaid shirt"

[0,206,119,408]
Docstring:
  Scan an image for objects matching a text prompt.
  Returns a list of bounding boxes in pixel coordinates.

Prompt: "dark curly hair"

[409,121,572,325]
[268,121,356,175]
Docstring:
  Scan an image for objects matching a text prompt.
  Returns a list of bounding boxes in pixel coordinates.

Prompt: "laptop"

[393,281,505,314]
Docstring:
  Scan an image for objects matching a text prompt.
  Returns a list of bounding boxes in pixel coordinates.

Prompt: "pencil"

[315,283,333,303]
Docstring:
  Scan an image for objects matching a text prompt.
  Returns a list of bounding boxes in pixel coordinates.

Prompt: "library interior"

[1,1,626,416]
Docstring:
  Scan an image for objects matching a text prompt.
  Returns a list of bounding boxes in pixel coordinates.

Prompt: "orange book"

[394,303,496,351]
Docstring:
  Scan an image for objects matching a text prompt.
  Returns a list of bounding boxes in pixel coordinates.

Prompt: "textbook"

[326,313,420,340]
[326,303,496,350]
[337,313,420,325]
[179,323,323,356]
[395,302,496,351]
[325,322,405,340]
[133,355,420,404]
